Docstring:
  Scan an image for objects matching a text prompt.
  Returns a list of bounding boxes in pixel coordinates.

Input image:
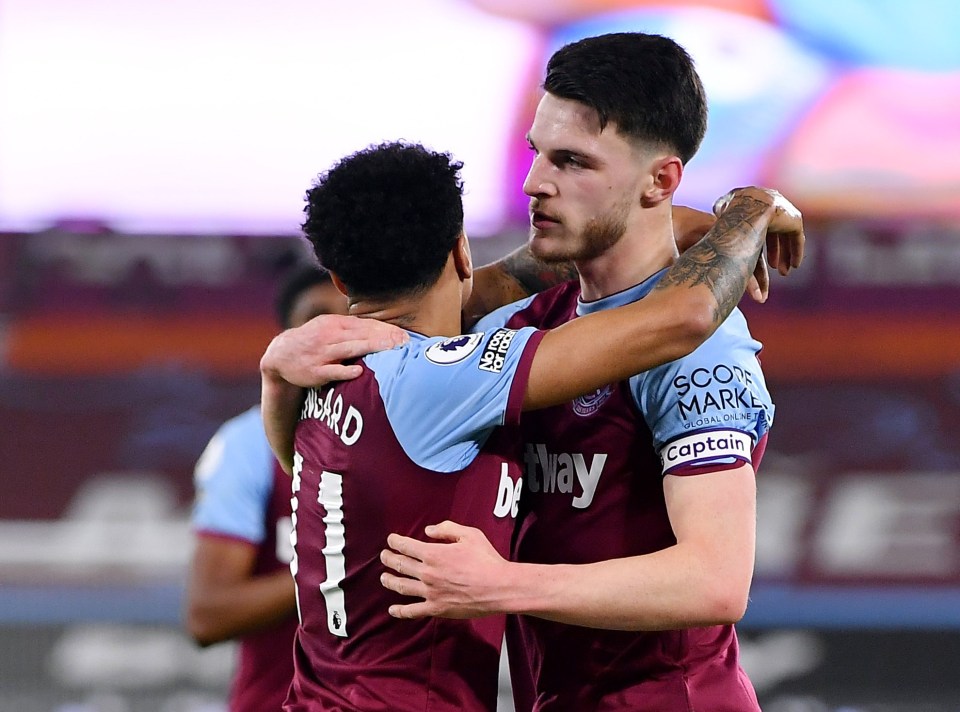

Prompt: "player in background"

[259,139,802,711]
[185,264,348,712]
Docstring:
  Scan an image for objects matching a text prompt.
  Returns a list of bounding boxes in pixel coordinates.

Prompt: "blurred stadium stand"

[1,223,959,710]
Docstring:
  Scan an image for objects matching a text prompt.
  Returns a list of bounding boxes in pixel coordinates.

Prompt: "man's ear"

[640,155,683,207]
[452,232,473,282]
[329,271,349,297]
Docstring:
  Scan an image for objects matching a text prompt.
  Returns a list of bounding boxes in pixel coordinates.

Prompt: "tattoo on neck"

[653,196,768,324]
[501,246,579,297]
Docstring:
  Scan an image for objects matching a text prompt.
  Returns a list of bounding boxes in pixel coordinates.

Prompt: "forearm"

[524,194,775,410]
[187,569,297,645]
[501,543,750,631]
[524,291,711,409]
[655,191,775,326]
[503,466,757,630]
[260,371,304,475]
[463,206,722,329]
[464,245,577,329]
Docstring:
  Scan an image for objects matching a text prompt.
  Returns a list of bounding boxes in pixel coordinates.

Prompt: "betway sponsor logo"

[493,463,522,518]
[523,444,607,509]
[661,429,752,473]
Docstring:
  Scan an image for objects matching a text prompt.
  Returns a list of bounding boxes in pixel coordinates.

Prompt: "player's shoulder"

[630,306,763,395]
[475,279,580,332]
[219,404,265,437]
[699,306,763,359]
[360,327,539,418]
[362,331,507,382]
[716,306,753,338]
[195,405,269,480]
[203,405,267,454]
[361,334,472,396]
[356,329,538,472]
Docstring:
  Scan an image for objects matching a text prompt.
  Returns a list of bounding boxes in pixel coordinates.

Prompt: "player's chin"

[528,231,573,264]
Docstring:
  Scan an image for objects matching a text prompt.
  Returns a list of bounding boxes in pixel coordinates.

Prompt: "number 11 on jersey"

[290,452,349,637]
[318,470,348,637]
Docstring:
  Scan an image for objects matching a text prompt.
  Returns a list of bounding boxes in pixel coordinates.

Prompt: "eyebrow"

[526,132,600,170]
[527,134,584,156]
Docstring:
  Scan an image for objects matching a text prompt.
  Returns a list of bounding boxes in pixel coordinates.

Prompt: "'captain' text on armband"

[660,430,752,473]
[301,386,363,446]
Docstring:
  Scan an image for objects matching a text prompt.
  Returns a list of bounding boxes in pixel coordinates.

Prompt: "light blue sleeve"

[364,326,542,472]
[631,309,775,474]
[190,406,275,543]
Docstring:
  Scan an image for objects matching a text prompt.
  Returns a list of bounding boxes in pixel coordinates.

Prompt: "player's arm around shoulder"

[259,314,409,473]
[522,187,804,412]
[463,204,733,329]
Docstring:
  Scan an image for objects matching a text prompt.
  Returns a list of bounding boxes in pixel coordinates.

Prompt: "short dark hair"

[274,262,333,328]
[544,32,707,164]
[302,141,465,300]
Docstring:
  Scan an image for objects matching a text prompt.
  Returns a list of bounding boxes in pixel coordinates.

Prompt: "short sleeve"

[632,310,774,475]
[191,406,275,543]
[365,327,545,472]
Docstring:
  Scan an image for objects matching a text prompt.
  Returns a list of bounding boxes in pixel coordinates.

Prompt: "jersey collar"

[575,268,668,317]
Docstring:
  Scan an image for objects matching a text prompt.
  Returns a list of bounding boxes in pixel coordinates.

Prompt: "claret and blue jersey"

[475,270,771,712]
[286,326,544,712]
[191,407,298,712]
[289,267,772,711]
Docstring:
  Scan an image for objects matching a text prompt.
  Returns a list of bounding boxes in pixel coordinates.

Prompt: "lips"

[530,210,560,229]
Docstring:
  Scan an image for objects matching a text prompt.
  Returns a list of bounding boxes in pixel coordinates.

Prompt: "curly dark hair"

[544,32,707,164]
[302,141,465,300]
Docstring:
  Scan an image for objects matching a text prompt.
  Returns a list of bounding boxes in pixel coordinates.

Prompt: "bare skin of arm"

[380,464,755,630]
[520,188,802,410]
[184,536,296,646]
[261,316,409,474]
[261,198,793,472]
[463,203,781,329]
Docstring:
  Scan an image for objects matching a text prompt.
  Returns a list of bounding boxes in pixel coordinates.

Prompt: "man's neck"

[348,285,463,338]
[575,212,678,301]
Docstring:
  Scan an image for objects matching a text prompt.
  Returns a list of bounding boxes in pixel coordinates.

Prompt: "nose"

[522,155,555,198]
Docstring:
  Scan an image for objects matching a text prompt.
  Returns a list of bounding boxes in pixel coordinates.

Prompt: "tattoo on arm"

[462,245,579,329]
[653,196,768,324]
[499,245,579,298]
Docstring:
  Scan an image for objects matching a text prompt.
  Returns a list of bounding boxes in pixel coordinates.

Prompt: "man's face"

[522,93,648,263]
[288,281,348,328]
